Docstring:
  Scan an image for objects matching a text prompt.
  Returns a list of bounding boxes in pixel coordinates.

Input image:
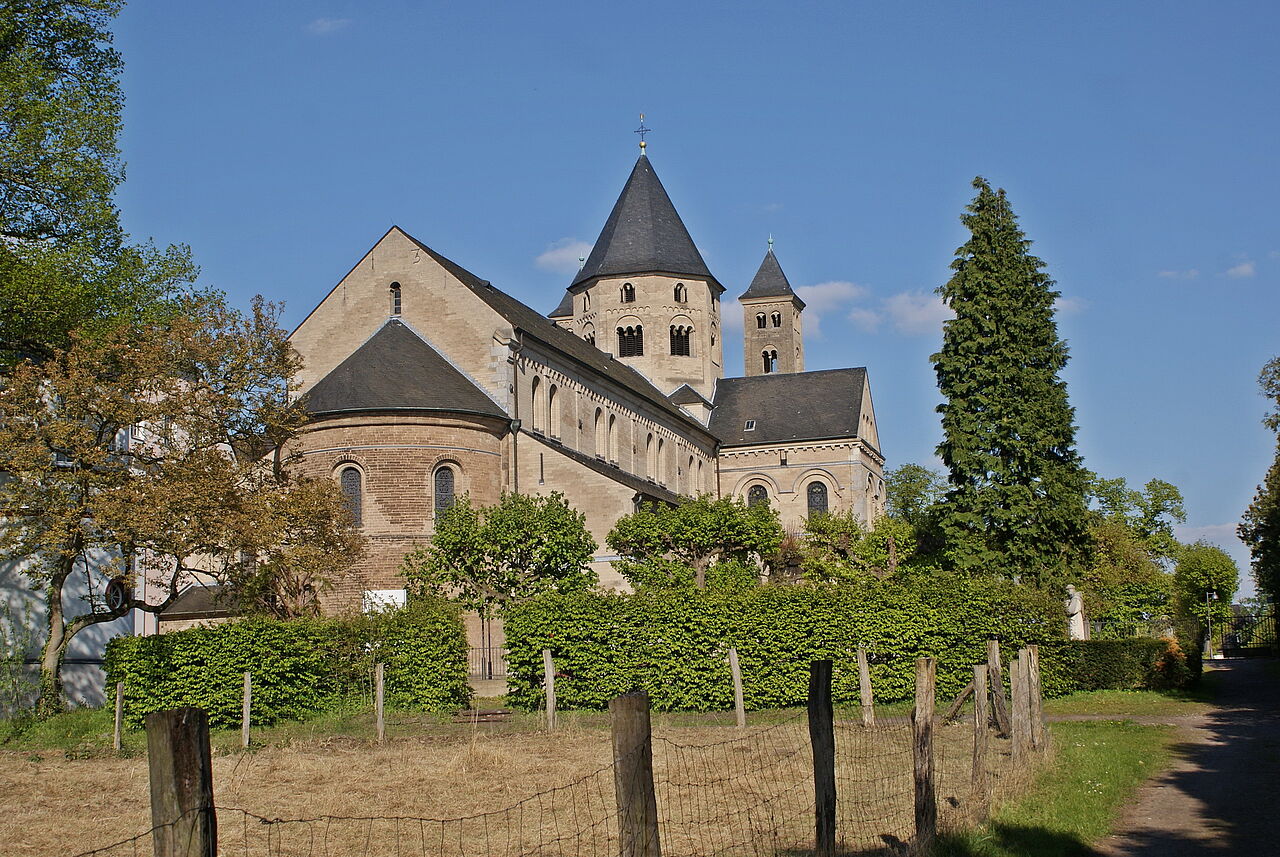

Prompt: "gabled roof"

[303,319,506,418]
[710,368,871,448]
[570,155,720,291]
[669,383,713,408]
[397,230,715,438]
[549,289,575,318]
[739,249,806,309]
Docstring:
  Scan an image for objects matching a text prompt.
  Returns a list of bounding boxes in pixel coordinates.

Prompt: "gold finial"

[635,113,651,152]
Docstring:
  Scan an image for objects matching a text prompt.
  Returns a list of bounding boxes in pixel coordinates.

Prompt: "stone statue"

[1065,584,1087,640]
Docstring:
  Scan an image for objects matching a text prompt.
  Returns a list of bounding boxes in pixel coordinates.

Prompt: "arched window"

[762,349,778,374]
[710,323,717,348]
[807,481,829,518]
[747,485,768,508]
[582,322,595,346]
[434,466,456,513]
[771,311,782,328]
[548,384,559,437]
[674,283,687,302]
[621,282,636,303]
[530,376,544,433]
[686,456,694,494]
[644,433,655,479]
[617,325,644,357]
[669,324,691,356]
[583,293,591,312]
[339,467,362,527]
[594,408,605,458]
[657,437,666,484]
[697,459,704,491]
[756,313,766,329]
[607,413,618,461]
[389,282,402,316]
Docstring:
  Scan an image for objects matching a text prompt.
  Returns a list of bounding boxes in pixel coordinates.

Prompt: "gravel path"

[1091,658,1280,856]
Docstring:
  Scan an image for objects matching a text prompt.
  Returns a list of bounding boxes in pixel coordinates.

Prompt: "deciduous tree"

[401,492,597,621]
[884,463,945,529]
[1172,541,1238,630]
[932,177,1091,583]
[0,295,363,715]
[606,495,783,589]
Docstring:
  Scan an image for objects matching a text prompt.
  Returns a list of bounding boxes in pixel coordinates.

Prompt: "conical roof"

[303,319,505,417]
[571,155,719,290]
[739,249,805,309]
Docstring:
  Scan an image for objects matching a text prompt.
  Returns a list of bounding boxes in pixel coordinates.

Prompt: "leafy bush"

[504,577,1067,711]
[1039,637,1189,695]
[105,600,469,729]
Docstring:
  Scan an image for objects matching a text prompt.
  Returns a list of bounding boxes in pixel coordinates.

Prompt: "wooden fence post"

[1010,650,1032,760]
[113,682,124,752]
[912,657,937,849]
[728,648,746,728]
[986,639,1011,736]
[856,646,875,728]
[240,672,251,749]
[146,707,216,857]
[1027,645,1045,751]
[971,664,990,815]
[543,648,557,731]
[808,660,836,857]
[610,691,660,857]
[375,662,385,744]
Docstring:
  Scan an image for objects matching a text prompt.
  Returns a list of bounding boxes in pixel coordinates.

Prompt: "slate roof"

[159,585,236,621]
[525,432,679,506]
[303,319,506,418]
[549,290,575,318]
[398,230,715,437]
[570,155,721,291]
[739,250,806,308]
[669,383,713,408]
[709,368,871,448]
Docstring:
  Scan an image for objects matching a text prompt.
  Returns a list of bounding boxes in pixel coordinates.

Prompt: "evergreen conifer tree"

[932,177,1090,584]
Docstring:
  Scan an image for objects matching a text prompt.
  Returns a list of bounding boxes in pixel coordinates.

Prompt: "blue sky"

[113,1,1278,595]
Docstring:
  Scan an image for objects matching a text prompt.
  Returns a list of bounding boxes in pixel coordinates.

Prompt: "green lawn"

[934,719,1176,857]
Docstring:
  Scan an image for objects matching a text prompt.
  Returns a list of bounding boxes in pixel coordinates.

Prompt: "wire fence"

[70,656,1044,857]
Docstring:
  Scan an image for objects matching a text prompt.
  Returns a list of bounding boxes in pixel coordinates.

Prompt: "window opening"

[434,466,456,513]
[390,282,402,316]
[674,283,687,302]
[669,324,691,356]
[747,485,768,507]
[756,313,766,329]
[762,349,778,374]
[340,467,363,527]
[807,481,829,518]
[771,311,782,327]
[617,325,644,357]
[744,420,756,431]
[621,283,636,303]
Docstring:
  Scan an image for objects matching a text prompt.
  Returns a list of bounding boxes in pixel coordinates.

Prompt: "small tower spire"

[635,113,651,154]
[768,234,774,253]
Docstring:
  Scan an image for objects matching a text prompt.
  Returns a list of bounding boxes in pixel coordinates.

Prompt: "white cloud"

[1158,269,1200,280]
[794,280,869,339]
[881,291,953,335]
[306,17,352,35]
[848,307,883,332]
[1225,260,1256,279]
[1054,295,1087,316]
[535,238,592,274]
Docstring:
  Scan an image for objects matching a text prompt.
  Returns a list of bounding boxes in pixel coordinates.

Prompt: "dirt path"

[1091,658,1280,856]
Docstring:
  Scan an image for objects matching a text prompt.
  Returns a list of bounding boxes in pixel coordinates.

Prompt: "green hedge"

[505,582,1191,712]
[105,600,470,729]
[504,579,1068,711]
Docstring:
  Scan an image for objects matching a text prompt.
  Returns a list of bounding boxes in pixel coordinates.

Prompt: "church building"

[287,148,885,607]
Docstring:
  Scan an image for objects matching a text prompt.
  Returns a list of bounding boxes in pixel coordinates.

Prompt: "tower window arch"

[747,484,769,508]
[621,282,636,303]
[669,324,691,356]
[762,349,778,374]
[389,282,402,316]
[339,466,363,527]
[617,324,644,357]
[807,481,829,518]
[674,283,687,302]
[434,465,456,513]
[771,311,782,327]
[756,313,766,329]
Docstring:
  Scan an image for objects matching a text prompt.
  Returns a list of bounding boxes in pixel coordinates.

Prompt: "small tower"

[740,244,805,376]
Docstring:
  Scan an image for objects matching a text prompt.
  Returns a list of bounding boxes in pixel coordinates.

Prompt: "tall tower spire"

[740,244,806,376]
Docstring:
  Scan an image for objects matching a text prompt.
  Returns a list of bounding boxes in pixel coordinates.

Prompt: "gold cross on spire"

[635,113,652,152]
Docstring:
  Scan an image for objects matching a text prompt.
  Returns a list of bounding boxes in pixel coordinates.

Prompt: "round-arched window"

[747,485,769,507]
[339,467,362,527]
[434,466,456,513]
[807,481,829,518]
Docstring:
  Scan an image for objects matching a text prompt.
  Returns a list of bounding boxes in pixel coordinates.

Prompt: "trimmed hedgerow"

[504,580,1191,712]
[504,577,1067,711]
[105,600,470,729]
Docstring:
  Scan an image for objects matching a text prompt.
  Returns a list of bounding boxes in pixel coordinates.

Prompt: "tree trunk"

[37,593,68,717]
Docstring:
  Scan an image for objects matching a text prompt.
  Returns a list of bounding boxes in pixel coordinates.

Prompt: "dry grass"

[0,715,1033,857]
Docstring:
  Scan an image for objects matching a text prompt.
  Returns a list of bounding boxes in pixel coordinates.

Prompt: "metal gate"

[1221,608,1277,657]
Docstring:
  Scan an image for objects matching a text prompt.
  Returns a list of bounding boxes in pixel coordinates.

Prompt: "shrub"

[504,577,1068,711]
[1039,637,1189,695]
[105,599,469,729]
